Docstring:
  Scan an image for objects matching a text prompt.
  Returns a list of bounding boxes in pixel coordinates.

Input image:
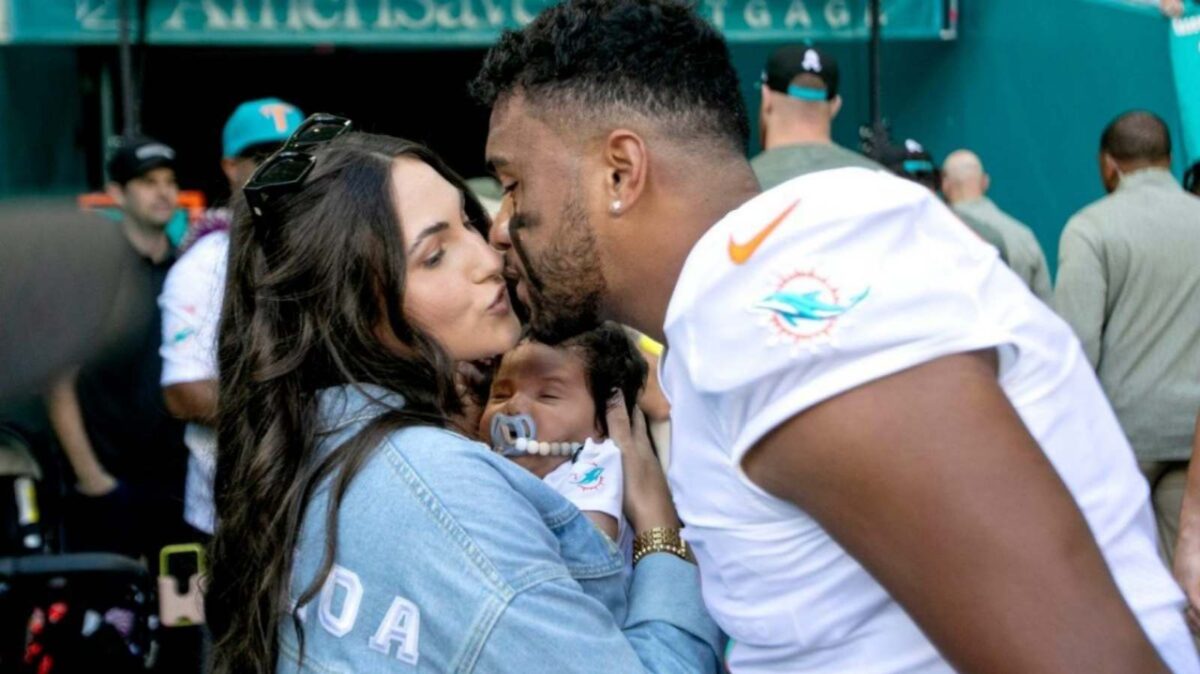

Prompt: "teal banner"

[2,0,952,47]
[0,0,9,44]
[1079,0,1164,17]
[1170,9,1200,163]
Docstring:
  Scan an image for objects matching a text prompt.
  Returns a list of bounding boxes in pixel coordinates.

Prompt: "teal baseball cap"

[222,97,304,159]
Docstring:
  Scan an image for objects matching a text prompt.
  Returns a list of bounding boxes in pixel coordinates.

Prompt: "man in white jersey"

[159,98,304,535]
[473,1,1199,671]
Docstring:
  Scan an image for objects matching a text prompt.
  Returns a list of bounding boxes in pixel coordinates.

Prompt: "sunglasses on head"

[243,113,353,221]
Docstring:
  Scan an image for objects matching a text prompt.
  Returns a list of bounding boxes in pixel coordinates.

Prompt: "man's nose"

[489,195,514,251]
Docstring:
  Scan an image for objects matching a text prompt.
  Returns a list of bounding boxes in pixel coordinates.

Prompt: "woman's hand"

[605,392,680,534]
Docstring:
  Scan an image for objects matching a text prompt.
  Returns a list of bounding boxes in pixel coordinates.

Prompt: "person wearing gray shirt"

[943,149,1053,302]
[1056,111,1200,563]
[750,45,884,190]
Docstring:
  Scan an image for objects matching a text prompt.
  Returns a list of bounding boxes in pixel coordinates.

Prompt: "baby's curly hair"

[559,322,648,437]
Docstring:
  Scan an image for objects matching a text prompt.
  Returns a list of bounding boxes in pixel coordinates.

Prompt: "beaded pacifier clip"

[490,413,583,458]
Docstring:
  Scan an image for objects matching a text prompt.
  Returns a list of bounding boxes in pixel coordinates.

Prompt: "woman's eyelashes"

[422,247,445,268]
[419,216,481,268]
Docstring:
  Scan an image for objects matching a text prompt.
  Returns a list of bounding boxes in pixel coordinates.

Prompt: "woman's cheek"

[408,284,462,340]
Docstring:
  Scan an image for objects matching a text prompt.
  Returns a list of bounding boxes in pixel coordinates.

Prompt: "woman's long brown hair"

[206,132,489,673]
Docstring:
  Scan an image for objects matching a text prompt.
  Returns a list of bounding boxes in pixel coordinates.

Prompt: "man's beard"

[510,197,606,345]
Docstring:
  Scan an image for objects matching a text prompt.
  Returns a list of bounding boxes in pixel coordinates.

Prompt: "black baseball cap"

[879,137,939,191]
[107,136,176,185]
[763,45,840,102]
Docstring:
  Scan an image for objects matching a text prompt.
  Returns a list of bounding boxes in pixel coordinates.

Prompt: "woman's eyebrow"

[407,222,449,255]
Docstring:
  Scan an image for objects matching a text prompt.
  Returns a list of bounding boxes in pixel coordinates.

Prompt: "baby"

[478,323,648,555]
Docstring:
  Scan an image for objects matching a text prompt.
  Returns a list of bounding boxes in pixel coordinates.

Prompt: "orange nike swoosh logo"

[728,199,801,265]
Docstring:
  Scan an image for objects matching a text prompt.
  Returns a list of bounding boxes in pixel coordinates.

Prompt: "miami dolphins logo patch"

[570,462,605,492]
[753,269,869,348]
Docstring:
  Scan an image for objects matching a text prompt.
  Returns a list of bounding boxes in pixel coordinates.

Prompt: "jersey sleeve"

[667,175,1018,467]
[159,234,227,386]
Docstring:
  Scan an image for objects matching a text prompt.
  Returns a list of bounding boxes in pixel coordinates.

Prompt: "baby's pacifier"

[489,413,583,458]
[490,413,537,457]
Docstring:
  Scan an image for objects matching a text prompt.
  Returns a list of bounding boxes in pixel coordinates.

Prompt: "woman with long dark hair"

[205,118,719,673]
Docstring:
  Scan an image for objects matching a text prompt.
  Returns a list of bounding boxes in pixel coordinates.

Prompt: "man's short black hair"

[471,0,750,153]
[1101,111,1172,162]
[560,322,647,438]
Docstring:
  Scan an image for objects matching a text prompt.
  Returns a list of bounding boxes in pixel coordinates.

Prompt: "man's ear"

[105,182,126,208]
[603,129,648,216]
[760,84,774,118]
[1100,152,1121,190]
[830,95,843,120]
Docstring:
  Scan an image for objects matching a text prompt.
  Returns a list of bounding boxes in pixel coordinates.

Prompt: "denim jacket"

[277,384,722,673]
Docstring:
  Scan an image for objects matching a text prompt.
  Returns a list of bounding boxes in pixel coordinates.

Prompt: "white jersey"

[159,231,229,535]
[544,438,632,564]
[660,168,1198,673]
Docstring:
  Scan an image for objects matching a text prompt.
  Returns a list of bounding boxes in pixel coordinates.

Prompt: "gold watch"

[632,527,693,564]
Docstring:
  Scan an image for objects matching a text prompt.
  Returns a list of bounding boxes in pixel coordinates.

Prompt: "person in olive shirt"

[750,45,883,189]
[1056,111,1200,564]
[943,149,1052,301]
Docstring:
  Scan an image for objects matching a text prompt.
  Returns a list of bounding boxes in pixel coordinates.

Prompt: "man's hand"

[48,370,122,500]
[76,470,118,497]
[742,350,1166,674]
[1162,0,1185,18]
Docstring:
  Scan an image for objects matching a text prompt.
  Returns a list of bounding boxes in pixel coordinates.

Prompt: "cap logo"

[260,103,296,133]
[802,49,822,73]
[905,139,925,153]
[135,144,175,161]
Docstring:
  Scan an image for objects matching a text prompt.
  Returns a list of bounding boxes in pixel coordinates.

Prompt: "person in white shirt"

[472,0,1199,671]
[159,98,303,535]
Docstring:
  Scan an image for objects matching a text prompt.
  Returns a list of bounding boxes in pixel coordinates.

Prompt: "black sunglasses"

[243,113,353,221]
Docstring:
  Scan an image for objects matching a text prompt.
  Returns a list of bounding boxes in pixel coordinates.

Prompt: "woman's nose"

[473,234,506,283]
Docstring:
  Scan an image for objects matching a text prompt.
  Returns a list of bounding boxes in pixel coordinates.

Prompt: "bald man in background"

[942,150,1052,301]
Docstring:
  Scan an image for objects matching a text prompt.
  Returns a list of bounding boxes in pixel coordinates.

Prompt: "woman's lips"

[487,285,511,315]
